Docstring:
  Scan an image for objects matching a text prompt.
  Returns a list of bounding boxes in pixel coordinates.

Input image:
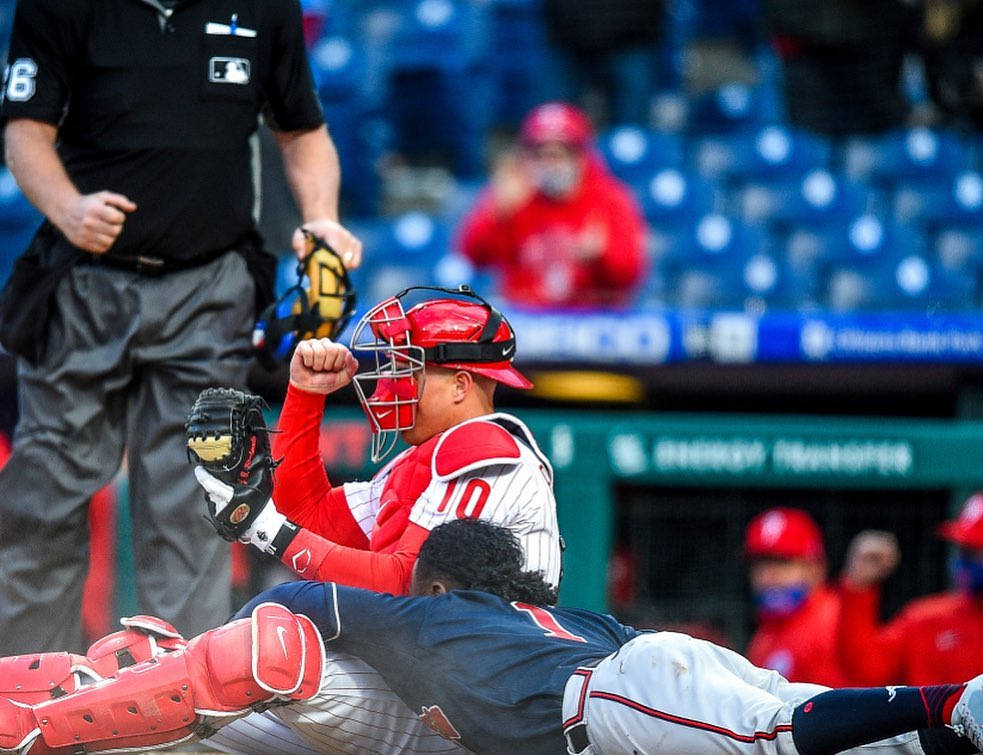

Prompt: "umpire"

[0,0,361,654]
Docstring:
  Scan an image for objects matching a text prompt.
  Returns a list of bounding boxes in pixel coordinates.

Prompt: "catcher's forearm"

[275,125,340,223]
[276,524,428,592]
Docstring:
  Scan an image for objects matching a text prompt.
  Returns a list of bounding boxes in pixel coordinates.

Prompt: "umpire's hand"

[58,190,137,253]
[293,217,362,269]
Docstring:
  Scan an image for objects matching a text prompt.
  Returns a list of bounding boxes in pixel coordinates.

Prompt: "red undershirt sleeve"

[280,522,430,594]
[272,384,368,549]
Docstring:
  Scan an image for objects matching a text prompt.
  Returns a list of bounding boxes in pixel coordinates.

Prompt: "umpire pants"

[0,251,254,653]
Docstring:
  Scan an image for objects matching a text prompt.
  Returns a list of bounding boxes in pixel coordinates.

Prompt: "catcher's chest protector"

[368,434,441,552]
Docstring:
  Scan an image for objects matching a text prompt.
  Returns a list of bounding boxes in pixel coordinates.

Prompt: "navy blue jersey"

[238,582,641,754]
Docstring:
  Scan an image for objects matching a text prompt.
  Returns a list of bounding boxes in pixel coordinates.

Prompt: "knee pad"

[10,603,325,754]
[84,614,187,676]
[0,615,187,706]
[189,602,325,714]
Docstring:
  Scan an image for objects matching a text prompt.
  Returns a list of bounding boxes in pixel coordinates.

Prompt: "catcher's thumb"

[194,466,234,509]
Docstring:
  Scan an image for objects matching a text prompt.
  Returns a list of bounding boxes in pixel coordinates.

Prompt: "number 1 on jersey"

[511,602,587,643]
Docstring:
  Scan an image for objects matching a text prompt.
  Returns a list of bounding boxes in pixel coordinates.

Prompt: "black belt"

[81,247,229,277]
[565,722,591,753]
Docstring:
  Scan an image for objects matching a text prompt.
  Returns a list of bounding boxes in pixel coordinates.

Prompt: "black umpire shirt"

[0,0,324,262]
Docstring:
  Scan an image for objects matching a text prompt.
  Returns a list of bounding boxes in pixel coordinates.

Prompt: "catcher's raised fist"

[289,337,359,395]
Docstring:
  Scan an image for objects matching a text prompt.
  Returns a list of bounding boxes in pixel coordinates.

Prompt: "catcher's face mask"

[350,285,531,463]
[252,231,356,370]
[350,295,425,463]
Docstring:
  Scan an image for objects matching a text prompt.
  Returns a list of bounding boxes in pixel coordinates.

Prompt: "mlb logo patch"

[209,56,250,85]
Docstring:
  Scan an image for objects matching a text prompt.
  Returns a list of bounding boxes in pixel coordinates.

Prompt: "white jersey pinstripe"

[204,412,559,754]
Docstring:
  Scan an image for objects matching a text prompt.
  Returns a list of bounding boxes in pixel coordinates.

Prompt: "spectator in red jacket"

[745,507,850,687]
[837,494,983,686]
[456,102,647,309]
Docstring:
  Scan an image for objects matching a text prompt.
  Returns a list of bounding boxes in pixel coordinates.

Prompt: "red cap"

[745,507,825,561]
[938,493,983,549]
[405,299,533,390]
[520,102,593,151]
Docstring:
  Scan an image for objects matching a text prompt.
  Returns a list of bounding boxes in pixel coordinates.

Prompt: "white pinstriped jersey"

[344,412,561,587]
[205,412,560,755]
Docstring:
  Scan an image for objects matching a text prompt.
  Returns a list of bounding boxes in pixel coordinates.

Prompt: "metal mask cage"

[350,296,427,462]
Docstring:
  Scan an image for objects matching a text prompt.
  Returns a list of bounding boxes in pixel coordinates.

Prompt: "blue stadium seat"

[0,169,41,229]
[688,83,770,135]
[388,0,486,70]
[344,212,448,304]
[484,0,562,127]
[935,227,983,274]
[655,213,768,308]
[639,168,717,226]
[597,127,685,185]
[375,0,491,176]
[432,251,495,295]
[319,103,388,216]
[893,171,983,228]
[738,169,871,228]
[818,217,937,311]
[843,128,971,185]
[692,126,832,182]
[310,36,365,102]
[888,255,976,310]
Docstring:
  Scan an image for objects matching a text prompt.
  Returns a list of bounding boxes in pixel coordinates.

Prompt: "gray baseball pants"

[0,251,254,653]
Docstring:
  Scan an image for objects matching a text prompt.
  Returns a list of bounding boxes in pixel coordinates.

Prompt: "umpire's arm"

[275,125,362,268]
[5,119,136,254]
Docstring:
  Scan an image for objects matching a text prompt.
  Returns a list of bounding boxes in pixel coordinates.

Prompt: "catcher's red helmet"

[938,493,983,549]
[745,508,825,561]
[520,102,593,151]
[350,286,532,461]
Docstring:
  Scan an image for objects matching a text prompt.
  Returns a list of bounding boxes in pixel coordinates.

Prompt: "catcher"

[184,284,562,753]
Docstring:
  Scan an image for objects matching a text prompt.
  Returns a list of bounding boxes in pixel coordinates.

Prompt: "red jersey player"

[837,494,983,686]
[191,285,563,753]
[745,507,850,687]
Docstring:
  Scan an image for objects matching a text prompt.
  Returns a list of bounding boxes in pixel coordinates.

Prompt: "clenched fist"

[842,530,901,589]
[289,338,359,395]
[57,190,137,254]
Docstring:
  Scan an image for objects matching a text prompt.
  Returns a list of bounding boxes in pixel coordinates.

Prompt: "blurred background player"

[0,0,361,656]
[838,493,983,686]
[456,102,647,309]
[744,507,849,686]
[194,285,563,753]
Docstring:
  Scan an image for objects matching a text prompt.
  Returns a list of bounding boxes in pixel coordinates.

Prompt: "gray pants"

[0,251,255,653]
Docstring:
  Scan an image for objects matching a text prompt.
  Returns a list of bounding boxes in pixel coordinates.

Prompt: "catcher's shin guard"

[0,615,187,705]
[0,603,324,754]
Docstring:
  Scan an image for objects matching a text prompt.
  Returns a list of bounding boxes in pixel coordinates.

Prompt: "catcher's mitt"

[185,387,276,541]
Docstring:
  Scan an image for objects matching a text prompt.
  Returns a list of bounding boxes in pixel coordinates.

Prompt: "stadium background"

[0,0,982,653]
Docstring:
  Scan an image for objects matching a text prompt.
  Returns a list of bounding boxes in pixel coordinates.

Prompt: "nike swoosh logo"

[276,625,289,658]
[502,345,514,357]
[375,409,393,419]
